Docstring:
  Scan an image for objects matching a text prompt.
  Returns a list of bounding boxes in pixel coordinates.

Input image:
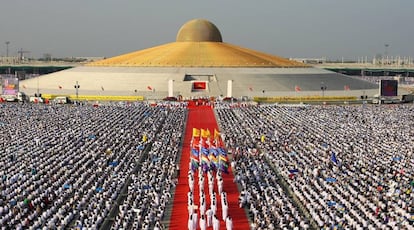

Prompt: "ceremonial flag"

[344,85,350,91]
[201,129,207,138]
[219,163,229,174]
[201,146,209,156]
[58,85,62,89]
[191,148,199,158]
[208,153,217,162]
[202,163,210,172]
[191,141,199,153]
[201,155,210,172]
[190,157,199,171]
[209,147,218,157]
[192,128,200,138]
[201,155,209,164]
[219,154,228,163]
[295,85,301,92]
[193,81,206,90]
[248,86,253,91]
[147,86,152,91]
[209,154,218,170]
[218,147,226,156]
[142,134,147,142]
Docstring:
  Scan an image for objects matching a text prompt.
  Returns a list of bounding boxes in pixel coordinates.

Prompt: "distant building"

[290,58,326,65]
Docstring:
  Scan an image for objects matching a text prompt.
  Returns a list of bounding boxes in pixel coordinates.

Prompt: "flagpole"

[295,87,297,101]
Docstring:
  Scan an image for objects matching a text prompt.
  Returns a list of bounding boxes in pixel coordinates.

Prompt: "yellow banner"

[192,128,200,137]
[42,94,144,101]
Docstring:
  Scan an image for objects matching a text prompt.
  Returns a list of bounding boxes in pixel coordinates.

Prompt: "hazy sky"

[1,0,413,60]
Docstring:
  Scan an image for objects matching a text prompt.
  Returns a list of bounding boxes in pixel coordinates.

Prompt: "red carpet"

[169,102,250,229]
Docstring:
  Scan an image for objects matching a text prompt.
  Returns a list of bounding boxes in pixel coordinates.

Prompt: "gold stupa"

[87,19,307,68]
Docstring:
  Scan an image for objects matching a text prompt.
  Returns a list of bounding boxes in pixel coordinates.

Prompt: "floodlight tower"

[5,41,10,57]
[384,43,389,56]
[384,44,389,64]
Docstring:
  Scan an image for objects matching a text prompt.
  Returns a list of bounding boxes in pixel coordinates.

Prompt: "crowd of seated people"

[111,106,185,230]
[216,107,312,230]
[0,102,180,229]
[2,100,413,229]
[215,104,414,229]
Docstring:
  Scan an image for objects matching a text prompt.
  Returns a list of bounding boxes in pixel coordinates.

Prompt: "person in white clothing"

[188,202,194,216]
[189,181,194,193]
[206,208,213,227]
[200,200,206,215]
[218,178,223,194]
[209,180,214,196]
[222,201,228,221]
[192,211,198,230]
[213,215,220,230]
[188,214,194,230]
[211,200,217,215]
[199,214,207,230]
[225,216,233,230]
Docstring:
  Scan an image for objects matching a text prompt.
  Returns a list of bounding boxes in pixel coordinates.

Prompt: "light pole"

[384,44,389,56]
[384,43,389,65]
[321,82,327,97]
[5,41,10,57]
[74,81,80,100]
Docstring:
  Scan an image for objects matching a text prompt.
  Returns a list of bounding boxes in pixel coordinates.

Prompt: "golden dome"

[176,19,222,42]
[87,19,307,68]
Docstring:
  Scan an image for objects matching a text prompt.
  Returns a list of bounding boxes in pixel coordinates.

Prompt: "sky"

[0,0,413,60]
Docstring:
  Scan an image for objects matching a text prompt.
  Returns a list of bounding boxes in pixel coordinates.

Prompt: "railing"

[253,96,358,103]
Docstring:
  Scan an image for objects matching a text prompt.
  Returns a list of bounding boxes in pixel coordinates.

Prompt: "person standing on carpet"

[206,208,213,227]
[225,216,233,230]
[200,214,207,230]
[213,215,220,230]
[222,200,228,221]
[192,210,198,230]
[188,214,194,230]
[200,199,206,215]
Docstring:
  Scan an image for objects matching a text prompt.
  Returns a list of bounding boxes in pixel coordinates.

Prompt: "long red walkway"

[169,103,250,229]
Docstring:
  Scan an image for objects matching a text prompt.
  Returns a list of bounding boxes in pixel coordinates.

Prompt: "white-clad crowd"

[111,105,185,230]
[2,100,413,229]
[215,103,414,229]
[187,167,233,230]
[0,102,182,229]
[216,107,311,230]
